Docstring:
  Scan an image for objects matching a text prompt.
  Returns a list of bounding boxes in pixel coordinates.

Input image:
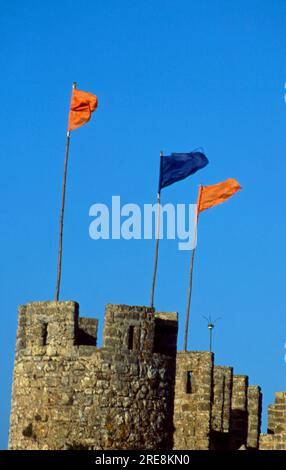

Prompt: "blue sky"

[1,0,286,449]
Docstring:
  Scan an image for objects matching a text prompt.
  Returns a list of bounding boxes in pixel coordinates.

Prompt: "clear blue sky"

[1,0,286,449]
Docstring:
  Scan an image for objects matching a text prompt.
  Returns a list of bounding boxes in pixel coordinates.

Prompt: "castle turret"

[9,300,265,450]
[9,301,178,450]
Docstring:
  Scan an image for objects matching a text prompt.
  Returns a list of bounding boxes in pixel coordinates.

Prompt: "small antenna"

[202,315,221,353]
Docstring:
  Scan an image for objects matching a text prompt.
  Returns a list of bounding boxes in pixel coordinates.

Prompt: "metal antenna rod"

[208,321,214,352]
[203,315,221,353]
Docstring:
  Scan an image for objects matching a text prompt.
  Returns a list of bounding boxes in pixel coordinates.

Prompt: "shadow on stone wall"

[229,409,248,450]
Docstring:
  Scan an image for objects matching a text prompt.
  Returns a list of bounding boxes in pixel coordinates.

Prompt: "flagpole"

[183,184,202,351]
[150,151,163,309]
[55,81,76,301]
[184,245,196,351]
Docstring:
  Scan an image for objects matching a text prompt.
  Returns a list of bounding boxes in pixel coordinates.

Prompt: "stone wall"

[259,392,286,450]
[173,356,261,450]
[9,302,178,450]
[247,385,262,450]
[9,300,268,450]
[229,375,248,449]
[210,366,233,449]
[173,351,213,450]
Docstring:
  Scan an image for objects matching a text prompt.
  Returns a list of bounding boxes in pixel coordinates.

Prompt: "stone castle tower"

[8,301,286,450]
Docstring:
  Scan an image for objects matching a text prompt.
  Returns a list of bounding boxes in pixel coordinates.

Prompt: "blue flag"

[159,151,209,191]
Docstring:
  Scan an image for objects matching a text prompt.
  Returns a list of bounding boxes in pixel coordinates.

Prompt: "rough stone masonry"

[8,301,286,450]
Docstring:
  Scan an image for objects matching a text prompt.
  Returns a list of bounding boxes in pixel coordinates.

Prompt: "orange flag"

[68,88,98,131]
[197,178,241,215]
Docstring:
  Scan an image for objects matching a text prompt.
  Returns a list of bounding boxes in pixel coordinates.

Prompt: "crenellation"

[229,375,249,450]
[9,302,177,450]
[77,317,98,346]
[259,391,286,450]
[9,300,286,450]
[16,305,28,352]
[210,366,233,449]
[103,304,156,353]
[173,351,213,450]
[20,301,79,352]
[154,312,178,357]
[246,385,262,449]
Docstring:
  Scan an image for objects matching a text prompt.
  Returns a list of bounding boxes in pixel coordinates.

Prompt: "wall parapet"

[11,300,285,450]
[9,302,178,450]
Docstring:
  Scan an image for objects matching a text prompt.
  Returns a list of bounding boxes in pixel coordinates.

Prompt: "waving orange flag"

[68,88,98,131]
[197,178,241,215]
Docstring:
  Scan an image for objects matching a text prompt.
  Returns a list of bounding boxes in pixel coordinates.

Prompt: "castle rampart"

[9,300,284,450]
[9,302,178,450]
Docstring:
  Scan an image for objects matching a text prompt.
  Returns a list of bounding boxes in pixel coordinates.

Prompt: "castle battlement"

[16,301,178,358]
[9,300,285,450]
[10,302,178,450]
[259,392,286,450]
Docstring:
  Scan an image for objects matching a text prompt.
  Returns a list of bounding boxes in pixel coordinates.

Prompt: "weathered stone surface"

[9,302,178,450]
[210,366,233,449]
[212,366,233,433]
[259,392,286,450]
[173,351,213,450]
[247,385,262,450]
[10,300,284,450]
[229,375,248,450]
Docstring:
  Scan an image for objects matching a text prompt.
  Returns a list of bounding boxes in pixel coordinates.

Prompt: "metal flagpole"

[150,151,163,309]
[183,184,202,351]
[55,82,76,301]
